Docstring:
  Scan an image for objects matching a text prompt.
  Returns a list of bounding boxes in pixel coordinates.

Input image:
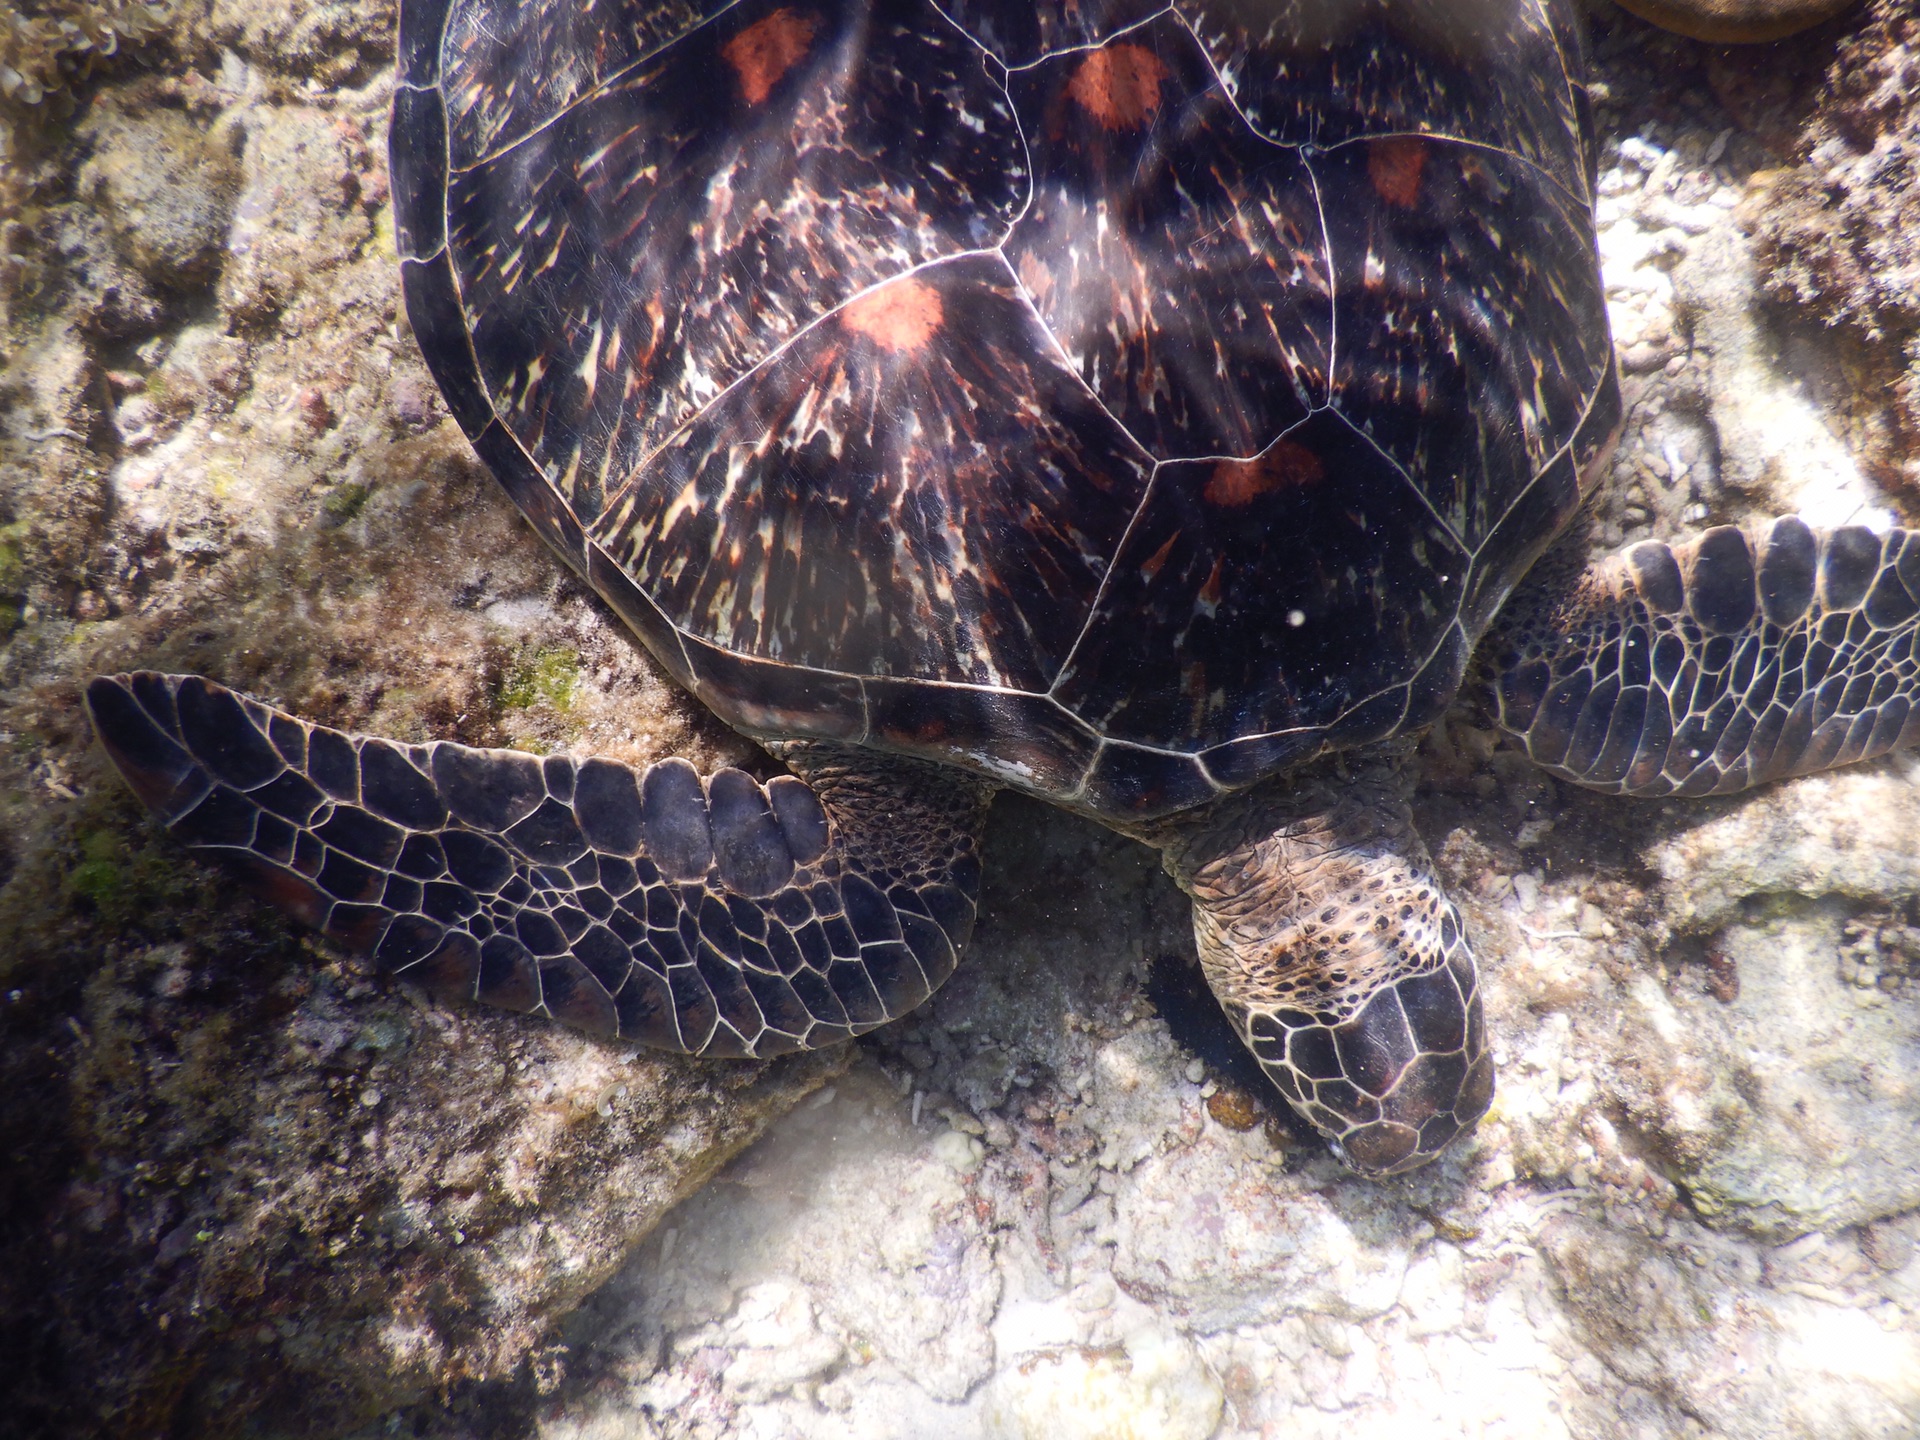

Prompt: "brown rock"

[1206,1084,1262,1132]
[1612,0,1856,43]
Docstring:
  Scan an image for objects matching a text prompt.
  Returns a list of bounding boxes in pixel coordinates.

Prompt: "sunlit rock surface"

[1,2,1918,1437]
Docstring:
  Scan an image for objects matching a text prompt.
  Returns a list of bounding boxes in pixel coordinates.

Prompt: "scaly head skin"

[1141,749,1493,1176]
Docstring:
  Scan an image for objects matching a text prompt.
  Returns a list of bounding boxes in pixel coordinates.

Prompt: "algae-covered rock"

[980,1327,1223,1440]
[1754,0,1920,490]
[77,98,239,290]
[1646,756,1920,931]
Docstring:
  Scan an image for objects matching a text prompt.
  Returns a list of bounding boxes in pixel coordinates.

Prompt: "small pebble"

[932,1129,985,1173]
[1206,1086,1262,1132]
[393,375,434,426]
[1512,872,1542,912]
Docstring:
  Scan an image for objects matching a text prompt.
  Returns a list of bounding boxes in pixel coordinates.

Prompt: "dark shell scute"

[441,830,515,893]
[393,0,1617,819]
[707,768,796,897]
[934,0,1161,64]
[766,776,830,866]
[1629,541,1687,615]
[1394,965,1468,1054]
[1183,0,1589,191]
[596,254,1152,692]
[433,744,545,832]
[436,0,714,159]
[542,756,576,804]
[574,757,645,856]
[1688,527,1758,635]
[1866,547,1919,630]
[306,727,362,802]
[360,739,448,830]
[1334,987,1417,1099]
[173,785,261,849]
[248,769,327,826]
[177,677,284,790]
[268,714,307,769]
[389,85,448,260]
[445,0,1026,528]
[1055,411,1467,750]
[864,675,1098,794]
[1320,136,1608,550]
[1821,527,1882,612]
[639,758,714,881]
[400,254,494,436]
[315,807,406,868]
[505,796,590,865]
[1758,516,1819,625]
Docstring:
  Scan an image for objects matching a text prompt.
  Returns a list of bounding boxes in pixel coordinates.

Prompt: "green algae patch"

[370,202,398,262]
[488,642,588,755]
[0,518,26,635]
[497,643,580,715]
[321,480,374,526]
[67,828,127,909]
[62,823,196,929]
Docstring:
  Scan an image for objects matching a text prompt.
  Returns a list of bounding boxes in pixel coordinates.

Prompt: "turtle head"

[1226,941,1495,1178]
[1150,757,1495,1177]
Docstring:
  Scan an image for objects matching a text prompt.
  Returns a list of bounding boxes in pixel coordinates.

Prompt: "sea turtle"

[87,0,1920,1177]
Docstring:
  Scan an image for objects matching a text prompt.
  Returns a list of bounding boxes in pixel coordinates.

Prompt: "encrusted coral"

[1754,0,1920,487]
[0,0,167,109]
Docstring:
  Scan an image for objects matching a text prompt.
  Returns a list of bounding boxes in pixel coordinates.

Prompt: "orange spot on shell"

[841,277,944,354]
[1016,249,1054,305]
[1203,440,1324,507]
[1197,561,1225,609]
[1139,532,1179,581]
[1066,43,1169,131]
[1368,136,1429,209]
[722,8,818,107]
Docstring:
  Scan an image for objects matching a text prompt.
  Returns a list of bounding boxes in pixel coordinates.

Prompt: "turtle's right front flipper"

[86,673,989,1057]
[1491,518,1920,797]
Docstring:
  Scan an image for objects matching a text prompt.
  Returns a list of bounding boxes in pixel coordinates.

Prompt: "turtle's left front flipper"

[86,673,989,1058]
[1491,518,1920,796]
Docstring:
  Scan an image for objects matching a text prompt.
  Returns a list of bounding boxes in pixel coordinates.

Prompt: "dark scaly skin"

[1492,520,1920,797]
[1137,750,1490,1177]
[86,674,989,1057]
